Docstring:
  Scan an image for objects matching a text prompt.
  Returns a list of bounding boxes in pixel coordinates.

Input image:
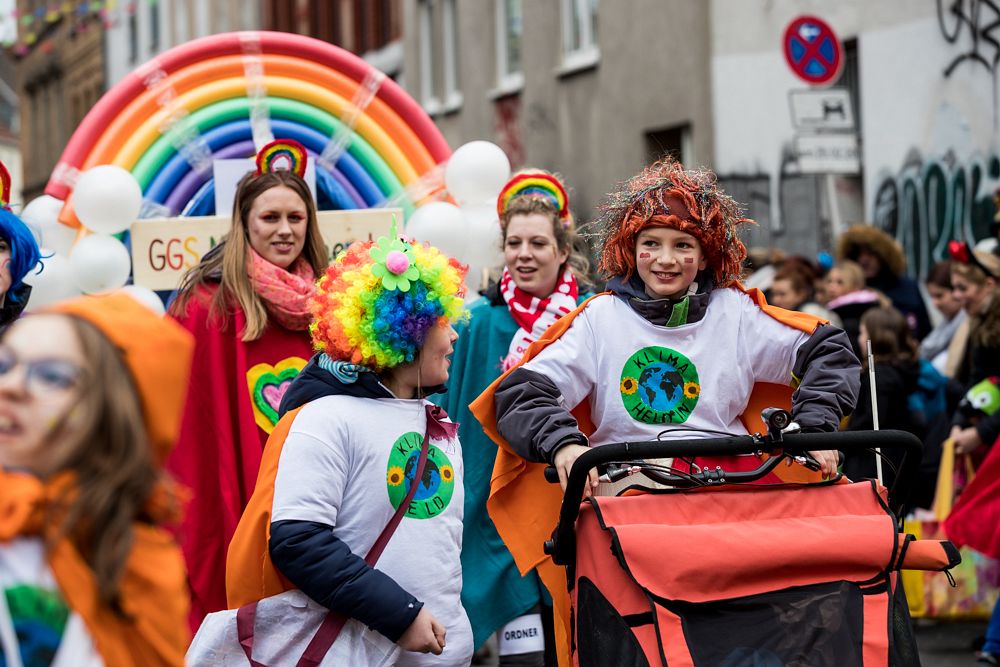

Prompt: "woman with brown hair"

[438,169,590,665]
[166,141,328,631]
[0,292,194,665]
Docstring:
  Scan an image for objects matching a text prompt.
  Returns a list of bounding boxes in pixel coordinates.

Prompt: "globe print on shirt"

[620,346,700,424]
[385,431,455,519]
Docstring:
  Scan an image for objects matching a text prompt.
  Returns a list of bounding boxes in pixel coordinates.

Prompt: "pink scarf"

[247,249,316,331]
[500,267,579,371]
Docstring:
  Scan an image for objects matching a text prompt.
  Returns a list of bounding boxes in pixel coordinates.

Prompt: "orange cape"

[0,470,189,666]
[469,287,825,666]
[226,407,304,608]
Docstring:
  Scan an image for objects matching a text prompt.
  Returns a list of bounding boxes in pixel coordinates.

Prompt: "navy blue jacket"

[268,355,445,641]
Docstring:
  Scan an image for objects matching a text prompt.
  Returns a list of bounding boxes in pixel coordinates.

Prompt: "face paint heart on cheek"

[684,257,694,263]
[639,253,651,259]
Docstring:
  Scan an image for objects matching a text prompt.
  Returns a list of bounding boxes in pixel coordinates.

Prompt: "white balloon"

[120,284,166,316]
[405,201,468,260]
[459,203,504,296]
[23,250,80,310]
[73,165,143,235]
[70,234,132,294]
[444,141,511,206]
[19,195,78,256]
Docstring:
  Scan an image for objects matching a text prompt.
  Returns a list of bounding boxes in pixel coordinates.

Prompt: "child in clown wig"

[225,225,474,665]
[490,158,861,490]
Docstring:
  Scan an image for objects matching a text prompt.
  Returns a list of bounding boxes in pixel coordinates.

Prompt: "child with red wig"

[490,158,861,490]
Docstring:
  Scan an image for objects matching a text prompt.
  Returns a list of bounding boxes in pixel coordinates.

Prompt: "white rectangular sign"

[795,134,860,174]
[213,159,318,217]
[130,208,399,291]
[789,89,855,131]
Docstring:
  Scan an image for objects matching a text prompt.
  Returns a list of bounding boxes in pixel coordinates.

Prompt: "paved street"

[915,620,987,666]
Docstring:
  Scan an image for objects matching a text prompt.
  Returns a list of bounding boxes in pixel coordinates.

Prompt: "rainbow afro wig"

[597,157,753,287]
[310,220,468,372]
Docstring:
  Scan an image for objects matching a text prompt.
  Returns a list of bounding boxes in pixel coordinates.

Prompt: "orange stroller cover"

[572,480,955,666]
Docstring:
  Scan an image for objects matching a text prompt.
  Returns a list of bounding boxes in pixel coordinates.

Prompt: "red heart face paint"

[684,257,694,263]
[639,252,651,259]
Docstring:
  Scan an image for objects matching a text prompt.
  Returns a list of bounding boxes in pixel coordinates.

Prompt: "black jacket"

[843,361,923,490]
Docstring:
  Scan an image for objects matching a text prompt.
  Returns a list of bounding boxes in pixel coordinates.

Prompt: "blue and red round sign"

[783,16,843,86]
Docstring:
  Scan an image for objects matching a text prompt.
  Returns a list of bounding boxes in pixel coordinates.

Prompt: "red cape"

[166,287,313,631]
[470,287,825,667]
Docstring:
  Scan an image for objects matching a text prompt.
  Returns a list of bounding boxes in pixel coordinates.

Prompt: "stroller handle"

[545,429,922,566]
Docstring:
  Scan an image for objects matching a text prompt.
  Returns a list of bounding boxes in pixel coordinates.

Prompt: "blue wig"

[0,208,41,303]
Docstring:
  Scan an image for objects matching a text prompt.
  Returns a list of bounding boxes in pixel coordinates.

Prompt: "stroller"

[543,411,961,667]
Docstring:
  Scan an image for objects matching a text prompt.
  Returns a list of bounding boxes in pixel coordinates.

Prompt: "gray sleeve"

[495,367,588,463]
[790,324,861,432]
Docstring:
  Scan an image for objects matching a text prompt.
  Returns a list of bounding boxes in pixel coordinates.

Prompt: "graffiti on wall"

[872,150,1000,278]
[938,0,1000,78]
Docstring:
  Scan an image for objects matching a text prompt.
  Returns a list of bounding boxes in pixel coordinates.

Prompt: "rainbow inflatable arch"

[46,31,450,223]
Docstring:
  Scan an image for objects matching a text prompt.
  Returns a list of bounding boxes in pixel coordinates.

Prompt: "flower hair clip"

[256,139,308,177]
[370,215,420,291]
[497,170,571,228]
[949,239,999,280]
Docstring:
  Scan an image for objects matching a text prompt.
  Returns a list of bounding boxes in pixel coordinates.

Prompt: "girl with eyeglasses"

[0,292,194,666]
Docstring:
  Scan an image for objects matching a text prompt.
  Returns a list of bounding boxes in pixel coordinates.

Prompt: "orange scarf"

[0,469,190,666]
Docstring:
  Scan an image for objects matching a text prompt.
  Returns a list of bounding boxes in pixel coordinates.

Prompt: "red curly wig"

[596,158,753,288]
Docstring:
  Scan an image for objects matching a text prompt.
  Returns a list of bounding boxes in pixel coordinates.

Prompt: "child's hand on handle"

[399,607,446,655]
[553,443,598,497]
[807,449,839,479]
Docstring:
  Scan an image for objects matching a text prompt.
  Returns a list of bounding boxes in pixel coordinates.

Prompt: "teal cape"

[436,290,586,649]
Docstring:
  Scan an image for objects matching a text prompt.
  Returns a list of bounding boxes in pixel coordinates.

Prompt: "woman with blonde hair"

[167,140,328,630]
[438,169,590,665]
[0,292,194,665]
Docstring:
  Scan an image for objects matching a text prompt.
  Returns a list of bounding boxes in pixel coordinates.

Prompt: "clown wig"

[596,158,752,288]
[0,208,41,303]
[310,237,467,372]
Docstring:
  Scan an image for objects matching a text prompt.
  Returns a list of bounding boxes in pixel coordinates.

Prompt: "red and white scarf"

[247,249,316,331]
[500,267,578,371]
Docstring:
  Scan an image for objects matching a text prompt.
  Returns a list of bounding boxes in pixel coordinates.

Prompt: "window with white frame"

[560,0,599,71]
[441,0,462,110]
[418,0,441,113]
[495,0,523,93]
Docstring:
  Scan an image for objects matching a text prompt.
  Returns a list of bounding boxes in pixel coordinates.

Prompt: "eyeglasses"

[948,240,999,281]
[0,346,83,396]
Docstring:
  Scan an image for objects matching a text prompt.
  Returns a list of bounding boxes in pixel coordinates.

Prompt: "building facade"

[262,0,403,77]
[401,0,714,228]
[14,0,104,202]
[710,0,998,276]
[105,0,262,87]
[403,0,997,270]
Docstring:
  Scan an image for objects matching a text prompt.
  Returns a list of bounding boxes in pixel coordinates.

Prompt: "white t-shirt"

[0,538,103,667]
[521,288,810,445]
[272,395,472,667]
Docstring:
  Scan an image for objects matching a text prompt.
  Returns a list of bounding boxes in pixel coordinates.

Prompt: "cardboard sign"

[130,208,399,291]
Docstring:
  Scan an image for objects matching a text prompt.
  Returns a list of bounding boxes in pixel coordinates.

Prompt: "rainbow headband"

[255,138,308,177]
[309,216,467,372]
[496,171,570,226]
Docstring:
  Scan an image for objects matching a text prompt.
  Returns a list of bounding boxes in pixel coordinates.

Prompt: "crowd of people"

[0,145,997,666]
